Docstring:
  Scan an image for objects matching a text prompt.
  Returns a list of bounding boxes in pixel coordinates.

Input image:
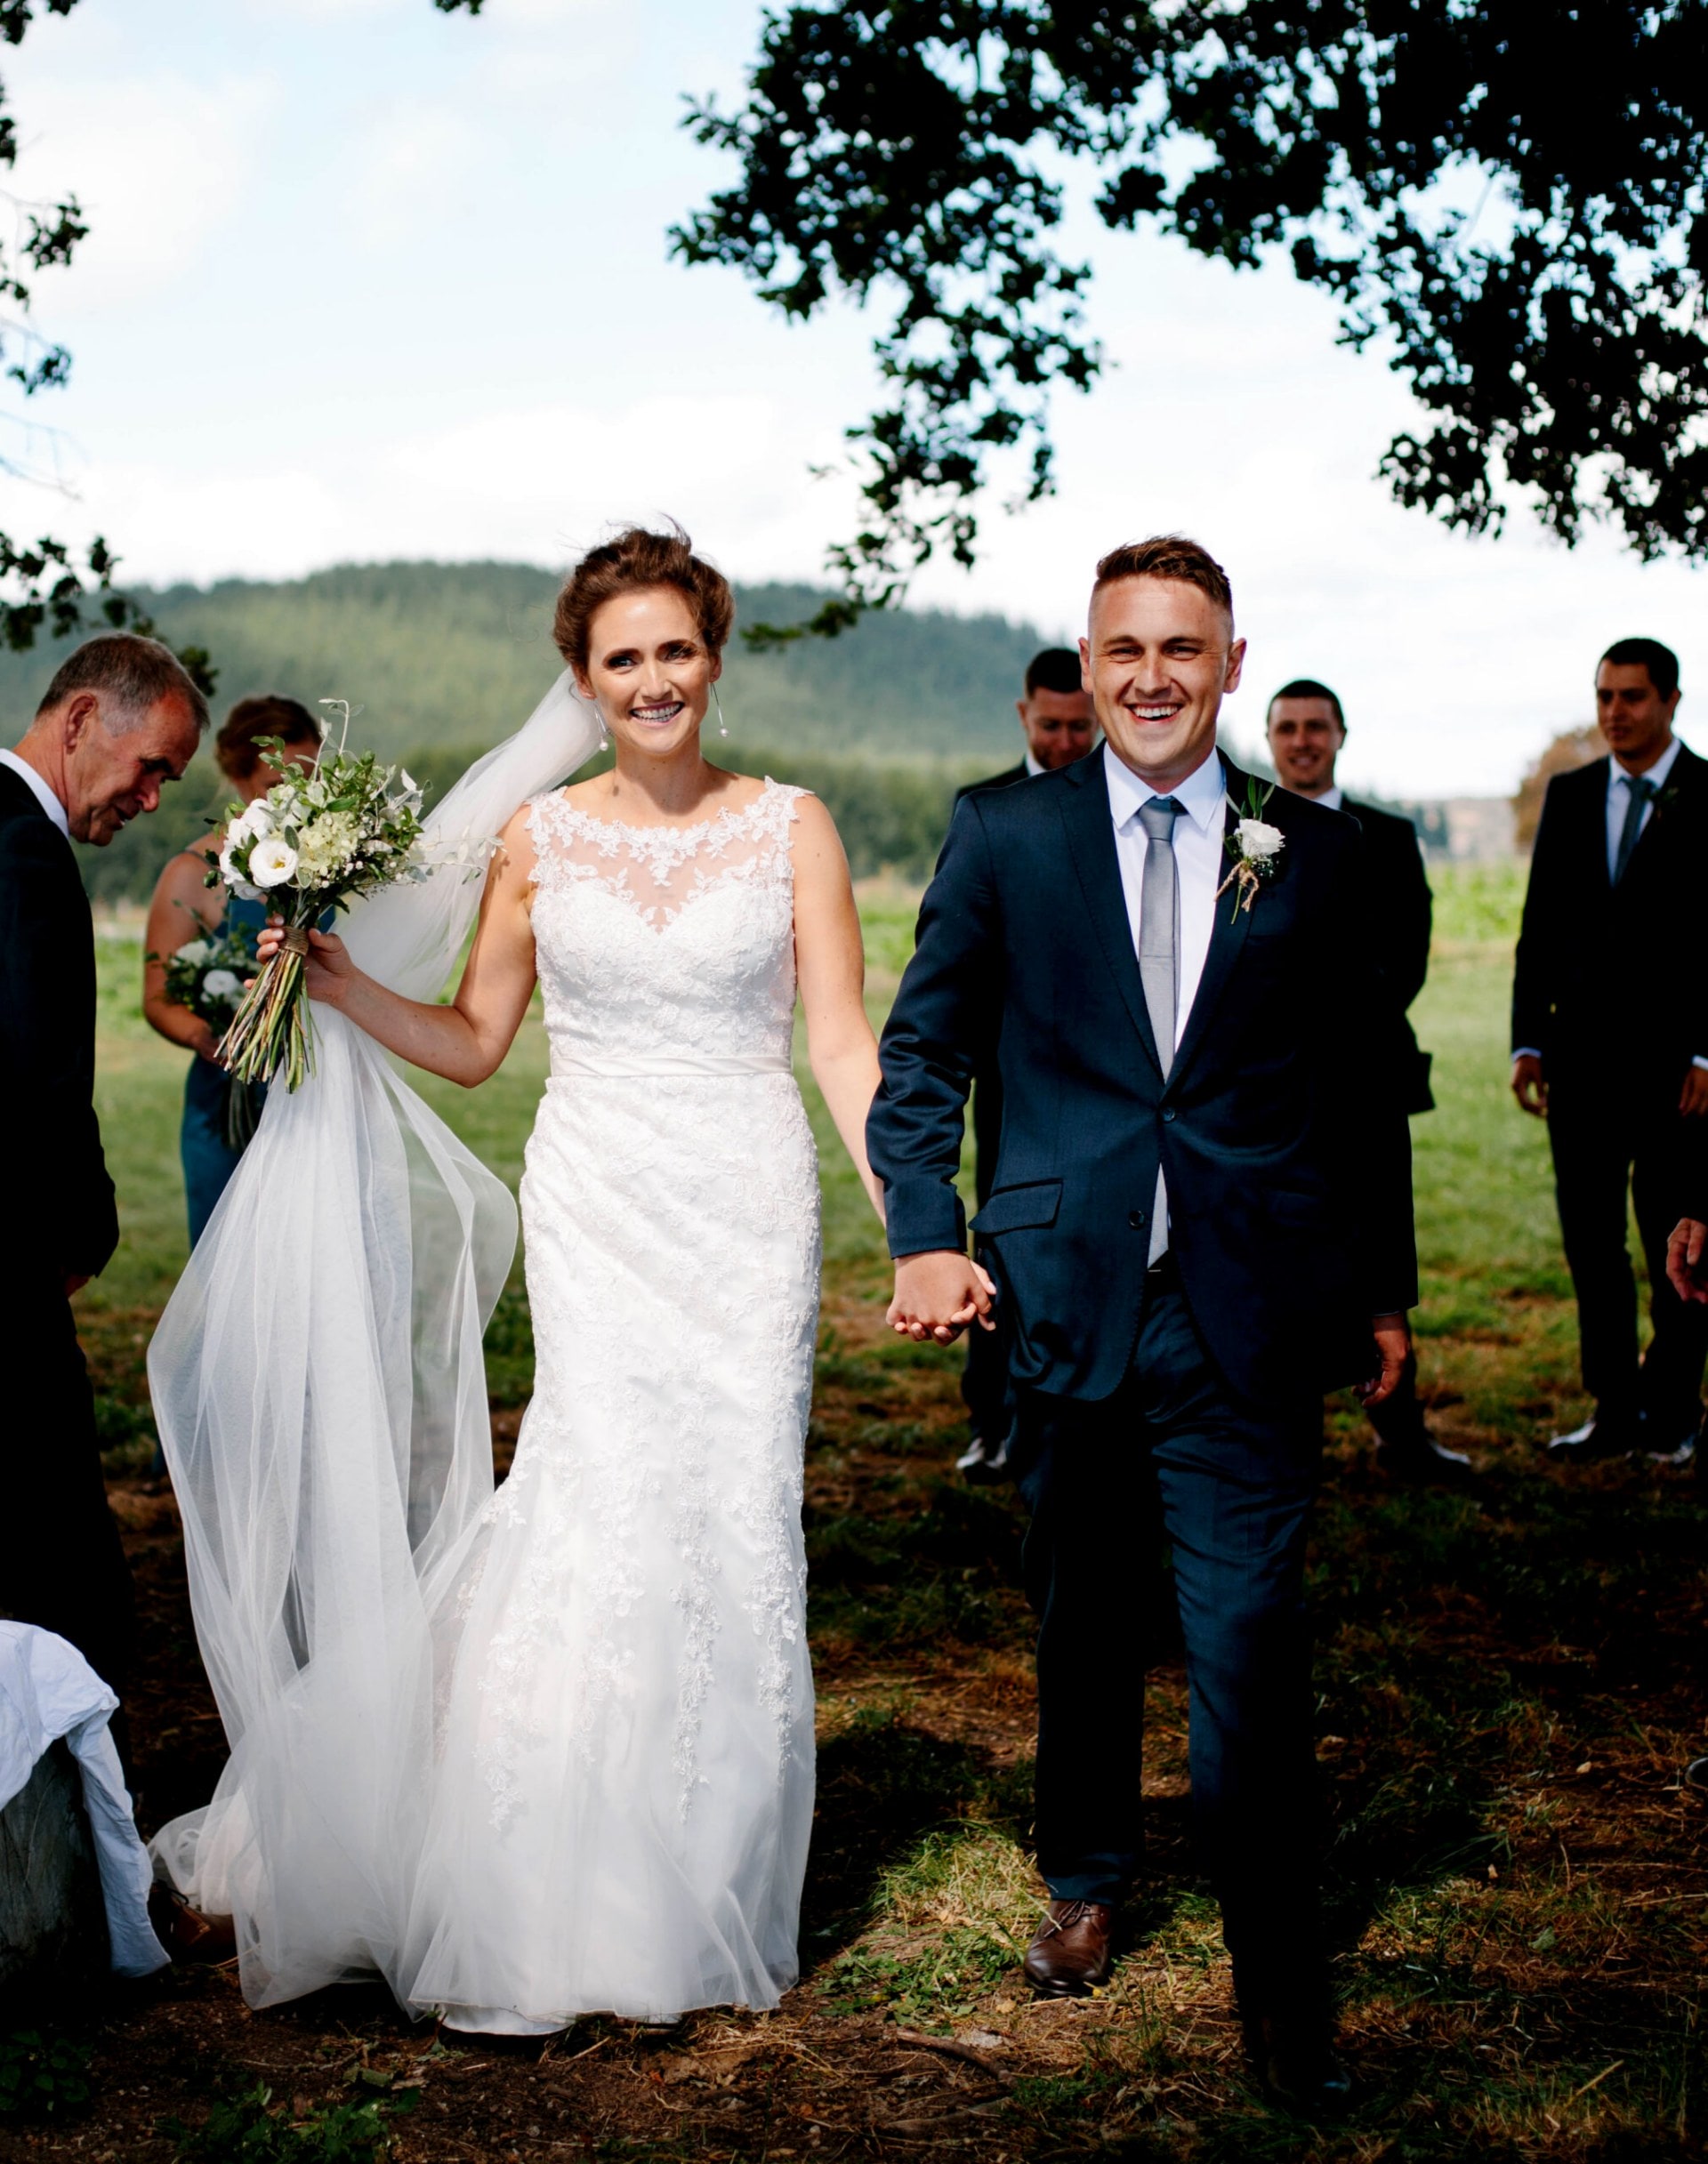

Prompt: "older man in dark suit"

[0,634,205,1692]
[1266,679,1469,1483]
[951,649,1097,1480]
[1512,637,1708,1468]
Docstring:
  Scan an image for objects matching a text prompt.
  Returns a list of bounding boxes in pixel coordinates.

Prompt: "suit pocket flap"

[970,1180,1063,1236]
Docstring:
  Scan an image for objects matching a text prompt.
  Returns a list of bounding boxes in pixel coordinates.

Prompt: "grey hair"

[36,632,210,736]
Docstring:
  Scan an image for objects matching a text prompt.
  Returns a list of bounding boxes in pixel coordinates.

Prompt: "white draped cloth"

[0,1622,170,1977]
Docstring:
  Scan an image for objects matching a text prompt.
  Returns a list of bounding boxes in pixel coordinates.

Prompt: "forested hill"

[0,561,1049,763]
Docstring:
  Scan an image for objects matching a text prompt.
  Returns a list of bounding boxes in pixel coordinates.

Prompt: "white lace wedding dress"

[399,779,822,2031]
[149,699,823,2030]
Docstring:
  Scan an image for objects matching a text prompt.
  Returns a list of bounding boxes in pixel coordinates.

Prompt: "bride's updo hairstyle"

[553,524,736,679]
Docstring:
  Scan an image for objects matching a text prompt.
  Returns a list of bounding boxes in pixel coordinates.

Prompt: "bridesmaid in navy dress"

[143,696,323,1243]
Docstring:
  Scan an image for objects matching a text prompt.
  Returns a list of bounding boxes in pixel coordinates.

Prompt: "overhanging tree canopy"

[673,1,1708,635]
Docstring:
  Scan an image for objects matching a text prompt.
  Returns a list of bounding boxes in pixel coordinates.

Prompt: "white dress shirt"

[1316,784,1345,812]
[1605,733,1680,879]
[1104,741,1228,1257]
[0,747,69,839]
[1023,748,1044,778]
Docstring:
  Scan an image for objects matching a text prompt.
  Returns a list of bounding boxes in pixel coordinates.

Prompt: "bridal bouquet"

[161,922,264,1145]
[211,706,460,1090]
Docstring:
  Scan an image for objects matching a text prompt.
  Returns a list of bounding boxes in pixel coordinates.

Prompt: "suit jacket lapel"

[1170,755,1252,1086]
[1058,756,1164,1077]
[1627,739,1703,875]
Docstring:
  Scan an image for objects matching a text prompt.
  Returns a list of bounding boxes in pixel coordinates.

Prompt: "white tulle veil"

[148,671,602,2007]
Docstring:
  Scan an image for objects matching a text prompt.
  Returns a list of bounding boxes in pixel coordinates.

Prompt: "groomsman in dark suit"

[951,649,1097,1480]
[872,537,1414,2110]
[1266,680,1470,1482]
[0,634,206,1691]
[1512,637,1708,1466]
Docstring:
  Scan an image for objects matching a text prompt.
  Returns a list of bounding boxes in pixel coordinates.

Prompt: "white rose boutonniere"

[1216,784,1286,918]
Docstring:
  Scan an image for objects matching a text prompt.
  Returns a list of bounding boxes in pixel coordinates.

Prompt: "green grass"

[65,862,1708,2160]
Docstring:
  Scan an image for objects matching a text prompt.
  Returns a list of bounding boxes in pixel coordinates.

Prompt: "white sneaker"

[1645,1423,1699,1468]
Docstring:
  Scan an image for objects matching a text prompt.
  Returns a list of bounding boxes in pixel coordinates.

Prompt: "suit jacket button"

[1162,1107,1176,1123]
[1129,1210,1145,1229]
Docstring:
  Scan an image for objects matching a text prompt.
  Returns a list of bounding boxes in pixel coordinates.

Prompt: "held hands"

[1356,1314,1411,1407]
[888,1250,999,1345]
[256,921,355,1007]
[1511,1054,1548,1118]
[1666,1220,1708,1305]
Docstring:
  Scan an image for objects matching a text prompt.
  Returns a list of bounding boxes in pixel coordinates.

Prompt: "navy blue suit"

[868,749,1415,2005]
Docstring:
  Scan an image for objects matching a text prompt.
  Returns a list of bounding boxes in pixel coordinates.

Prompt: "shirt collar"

[1103,739,1226,834]
[0,747,69,839]
[1318,784,1344,812]
[1611,736,1681,797]
[1024,748,1044,777]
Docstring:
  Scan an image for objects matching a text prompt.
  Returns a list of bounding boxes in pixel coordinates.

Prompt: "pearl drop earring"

[592,702,609,749]
[713,683,729,740]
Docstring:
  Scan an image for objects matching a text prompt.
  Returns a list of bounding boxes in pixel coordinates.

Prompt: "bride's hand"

[256,921,356,1008]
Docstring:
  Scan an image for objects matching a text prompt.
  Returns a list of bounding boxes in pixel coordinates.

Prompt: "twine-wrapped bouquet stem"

[219,922,315,1092]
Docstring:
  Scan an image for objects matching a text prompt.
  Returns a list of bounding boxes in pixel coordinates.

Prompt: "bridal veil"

[148,672,601,2006]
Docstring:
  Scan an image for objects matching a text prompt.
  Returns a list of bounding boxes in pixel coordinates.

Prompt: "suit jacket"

[1511,744,1708,1078]
[954,760,1032,1203]
[955,760,1030,805]
[0,763,118,1280]
[869,752,1417,1405]
[1341,797,1434,1114]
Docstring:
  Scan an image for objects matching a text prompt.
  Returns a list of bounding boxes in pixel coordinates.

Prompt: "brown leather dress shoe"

[1243,2008,1351,2116]
[149,1880,238,1964]
[1023,1899,1115,1996]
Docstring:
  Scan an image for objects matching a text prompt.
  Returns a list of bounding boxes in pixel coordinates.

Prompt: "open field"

[5,864,1706,2162]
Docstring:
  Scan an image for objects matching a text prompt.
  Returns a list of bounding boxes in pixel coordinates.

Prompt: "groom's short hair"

[1093,535,1232,620]
[36,632,210,736]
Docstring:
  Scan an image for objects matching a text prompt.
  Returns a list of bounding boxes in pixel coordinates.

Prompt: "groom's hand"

[1355,1314,1411,1407]
[889,1251,996,1345]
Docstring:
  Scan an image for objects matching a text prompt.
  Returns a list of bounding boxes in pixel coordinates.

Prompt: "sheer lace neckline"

[547,776,779,843]
[526,776,803,931]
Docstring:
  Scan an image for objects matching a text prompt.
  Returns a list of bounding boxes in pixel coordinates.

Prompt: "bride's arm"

[792,795,887,1221]
[256,806,540,1088]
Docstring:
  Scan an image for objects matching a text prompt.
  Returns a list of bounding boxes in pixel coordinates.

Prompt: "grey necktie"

[1137,797,1183,1076]
[1613,772,1655,885]
[1137,796,1182,1267]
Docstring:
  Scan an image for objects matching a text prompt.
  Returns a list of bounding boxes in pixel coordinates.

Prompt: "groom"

[868,536,1414,2110]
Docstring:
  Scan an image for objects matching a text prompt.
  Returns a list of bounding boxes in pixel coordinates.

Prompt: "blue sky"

[6,0,1704,795]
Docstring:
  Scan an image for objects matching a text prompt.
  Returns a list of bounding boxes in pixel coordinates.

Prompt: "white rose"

[202,968,242,1002]
[175,938,211,966]
[1237,817,1285,861]
[218,842,263,902]
[249,835,299,889]
[230,801,272,843]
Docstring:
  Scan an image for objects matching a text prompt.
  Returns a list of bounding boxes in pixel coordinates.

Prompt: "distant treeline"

[83,737,996,908]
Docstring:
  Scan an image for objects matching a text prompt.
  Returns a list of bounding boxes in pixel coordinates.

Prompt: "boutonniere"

[1215,780,1285,919]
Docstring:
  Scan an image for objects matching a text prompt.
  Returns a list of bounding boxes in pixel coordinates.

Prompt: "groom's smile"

[1081,575,1246,793]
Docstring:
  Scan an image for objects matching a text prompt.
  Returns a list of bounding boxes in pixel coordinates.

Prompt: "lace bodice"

[525,780,807,1075]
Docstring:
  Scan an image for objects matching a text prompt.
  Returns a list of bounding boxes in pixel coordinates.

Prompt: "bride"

[149,526,955,2033]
